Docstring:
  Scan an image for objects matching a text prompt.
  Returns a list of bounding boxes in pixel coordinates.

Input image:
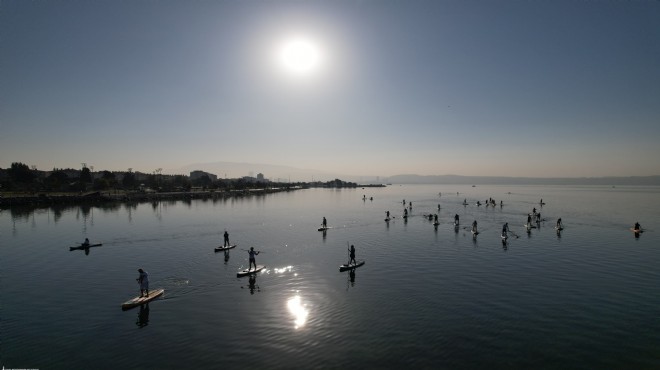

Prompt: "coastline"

[0,187,301,208]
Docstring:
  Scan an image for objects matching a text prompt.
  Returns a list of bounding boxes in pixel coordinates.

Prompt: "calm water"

[1,185,659,369]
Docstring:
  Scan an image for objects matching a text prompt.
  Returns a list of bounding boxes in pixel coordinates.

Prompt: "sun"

[277,37,323,76]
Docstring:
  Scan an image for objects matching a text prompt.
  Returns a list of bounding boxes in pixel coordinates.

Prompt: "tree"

[80,167,92,183]
[9,162,34,183]
[93,178,110,190]
[100,171,117,187]
[44,170,69,191]
[122,171,137,188]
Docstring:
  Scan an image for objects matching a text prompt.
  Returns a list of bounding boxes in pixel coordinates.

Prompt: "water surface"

[1,185,659,369]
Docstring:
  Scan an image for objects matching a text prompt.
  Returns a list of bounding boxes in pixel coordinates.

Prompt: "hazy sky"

[2,0,659,179]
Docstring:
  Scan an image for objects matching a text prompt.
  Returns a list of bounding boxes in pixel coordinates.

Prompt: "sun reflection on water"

[274,266,293,274]
[287,294,309,329]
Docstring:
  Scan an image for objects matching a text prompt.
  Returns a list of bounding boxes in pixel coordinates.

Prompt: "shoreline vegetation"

[1,162,368,208]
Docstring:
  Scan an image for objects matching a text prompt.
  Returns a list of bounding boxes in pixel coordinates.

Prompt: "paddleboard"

[555,227,564,231]
[215,244,237,252]
[630,228,644,233]
[318,226,330,231]
[339,260,365,272]
[524,224,537,229]
[472,230,479,235]
[384,218,391,222]
[433,222,440,226]
[237,265,265,277]
[121,288,164,310]
[70,243,102,250]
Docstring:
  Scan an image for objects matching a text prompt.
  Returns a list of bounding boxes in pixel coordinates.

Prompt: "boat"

[215,244,237,252]
[237,265,265,277]
[339,260,365,271]
[121,288,165,310]
[70,243,102,251]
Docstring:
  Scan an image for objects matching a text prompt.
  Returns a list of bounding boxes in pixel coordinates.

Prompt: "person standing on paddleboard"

[454,214,459,225]
[348,245,356,266]
[223,230,230,247]
[137,268,149,297]
[634,222,641,231]
[556,218,563,229]
[472,220,478,233]
[82,238,90,247]
[322,217,327,228]
[248,247,260,271]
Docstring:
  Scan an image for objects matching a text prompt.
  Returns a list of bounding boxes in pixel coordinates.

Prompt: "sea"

[1,184,659,369]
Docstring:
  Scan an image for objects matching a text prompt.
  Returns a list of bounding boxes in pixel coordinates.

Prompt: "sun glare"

[278,37,322,76]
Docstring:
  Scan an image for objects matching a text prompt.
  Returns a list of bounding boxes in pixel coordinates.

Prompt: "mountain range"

[169,161,660,185]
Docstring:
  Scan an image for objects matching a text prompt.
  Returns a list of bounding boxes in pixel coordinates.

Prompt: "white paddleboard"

[339,260,365,272]
[237,265,265,277]
[121,288,164,310]
[215,244,237,252]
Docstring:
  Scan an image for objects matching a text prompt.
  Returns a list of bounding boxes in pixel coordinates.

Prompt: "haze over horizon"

[2,1,659,178]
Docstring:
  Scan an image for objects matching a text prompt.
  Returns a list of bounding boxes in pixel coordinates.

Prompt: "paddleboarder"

[527,214,532,226]
[223,230,230,247]
[634,222,641,232]
[348,244,356,265]
[386,210,390,219]
[472,220,478,233]
[248,247,260,271]
[322,217,327,229]
[137,268,149,298]
[556,218,563,229]
[404,208,408,218]
[454,214,459,225]
[82,238,90,247]
[502,222,509,234]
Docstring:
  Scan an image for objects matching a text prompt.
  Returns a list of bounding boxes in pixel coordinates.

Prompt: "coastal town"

[0,162,362,207]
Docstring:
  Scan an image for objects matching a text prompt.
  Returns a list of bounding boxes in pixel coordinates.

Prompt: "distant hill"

[385,174,660,186]
[168,161,660,185]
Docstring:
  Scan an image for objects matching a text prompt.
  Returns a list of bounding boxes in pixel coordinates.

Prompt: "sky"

[2,0,659,180]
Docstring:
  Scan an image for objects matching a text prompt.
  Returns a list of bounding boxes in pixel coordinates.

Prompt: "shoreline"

[0,187,301,208]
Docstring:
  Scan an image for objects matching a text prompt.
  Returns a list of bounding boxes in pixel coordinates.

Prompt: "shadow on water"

[241,274,260,295]
[136,303,150,328]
